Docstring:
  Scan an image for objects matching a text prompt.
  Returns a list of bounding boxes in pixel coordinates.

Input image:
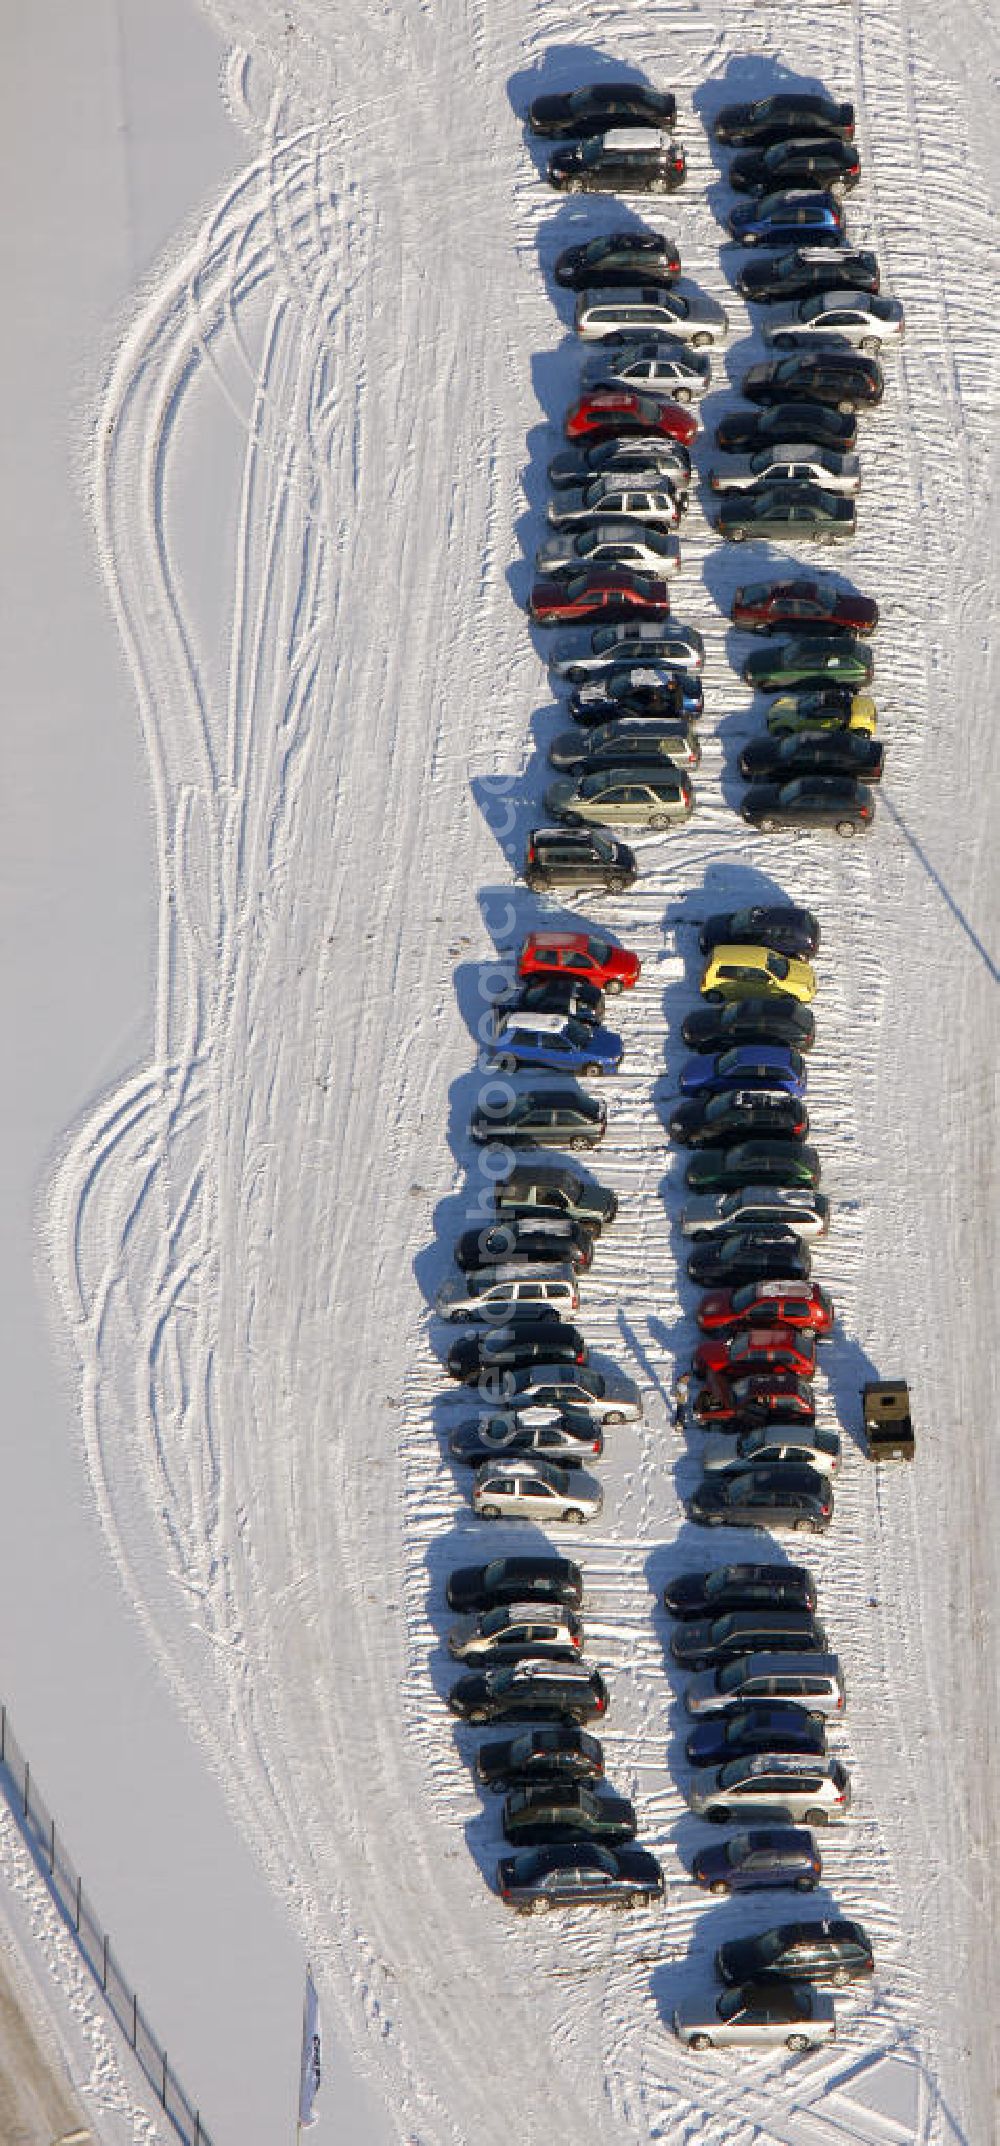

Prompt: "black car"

[497,1840,663,1912]
[469,1086,607,1150]
[529,83,678,137]
[714,93,855,148]
[742,352,884,411]
[494,1158,616,1230]
[446,1554,583,1614]
[663,1560,818,1620]
[476,1724,605,1792]
[739,733,885,783]
[742,632,874,690]
[716,402,857,454]
[741,776,875,836]
[688,1463,834,1531]
[717,1918,875,1987]
[501,978,605,1029]
[502,1780,637,1847]
[449,1413,605,1469]
[671,1609,827,1672]
[553,230,681,289]
[687,1139,821,1194]
[686,1700,827,1769]
[446,1321,587,1382]
[524,826,638,893]
[549,719,699,776]
[569,671,703,727]
[737,246,879,304]
[450,1658,609,1725]
[693,1826,822,1895]
[730,137,861,195]
[669,1091,808,1149]
[698,905,820,960]
[687,1230,812,1288]
[549,436,693,494]
[548,131,686,194]
[454,1218,594,1273]
[681,997,816,1055]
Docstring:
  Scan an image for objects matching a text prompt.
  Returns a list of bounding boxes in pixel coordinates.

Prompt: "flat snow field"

[1,0,998,2143]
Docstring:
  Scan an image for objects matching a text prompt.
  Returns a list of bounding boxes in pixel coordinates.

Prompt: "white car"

[549,621,705,679]
[680,1187,830,1239]
[673,1983,836,2053]
[700,1424,842,1479]
[582,340,712,402]
[764,293,905,352]
[548,482,681,532]
[575,285,728,347]
[536,521,682,577]
[447,1600,583,1661]
[471,1457,604,1524]
[687,1752,851,1824]
[708,446,860,496]
[435,1267,580,1321]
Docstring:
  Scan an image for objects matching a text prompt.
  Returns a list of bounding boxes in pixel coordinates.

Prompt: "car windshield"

[479,1606,513,1636]
[564,1018,596,1046]
[766,952,790,979]
[585,938,612,962]
[724,1832,752,1866]
[754,1930,788,1962]
[718,1658,752,1693]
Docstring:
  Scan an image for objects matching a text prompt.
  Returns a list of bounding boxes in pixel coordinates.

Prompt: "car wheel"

[607,873,630,892]
[584,1062,603,1077]
[709,1880,730,1896]
[794,1516,815,1531]
[730,527,746,542]
[604,1407,625,1424]
[689,2033,713,2051]
[836,819,858,837]
[562,1507,584,1525]
[525,871,549,891]
[863,337,880,355]
[787,2034,811,2052]
[479,1504,501,1521]
[650,813,670,830]
[467,1709,489,1724]
[570,1134,591,1150]
[531,1894,551,1913]
[619,1892,640,1910]
[691,333,712,349]
[607,977,623,993]
[795,1876,817,1891]
[838,399,853,413]
[493,1054,517,1074]
[704,1807,728,1825]
[704,990,724,1004]
[566,667,586,684]
[831,1966,851,1986]
[805,1808,829,1826]
[674,388,692,404]
[773,334,796,350]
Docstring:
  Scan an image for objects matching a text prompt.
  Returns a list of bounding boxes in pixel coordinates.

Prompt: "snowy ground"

[1,0,998,2142]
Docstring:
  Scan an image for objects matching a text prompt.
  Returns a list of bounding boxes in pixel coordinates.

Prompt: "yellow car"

[766,690,877,739]
[700,944,817,1005]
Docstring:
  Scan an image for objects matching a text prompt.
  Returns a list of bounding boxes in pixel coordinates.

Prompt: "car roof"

[597,127,671,150]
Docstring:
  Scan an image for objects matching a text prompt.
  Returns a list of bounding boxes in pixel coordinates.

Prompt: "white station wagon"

[687,1751,851,1825]
[575,285,728,347]
[435,1266,580,1322]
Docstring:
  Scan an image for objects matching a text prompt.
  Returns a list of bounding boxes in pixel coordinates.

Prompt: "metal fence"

[0,1702,213,2146]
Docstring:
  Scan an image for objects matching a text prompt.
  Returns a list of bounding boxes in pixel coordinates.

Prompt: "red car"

[565,389,699,449]
[690,1371,817,1426]
[517,931,640,993]
[697,1281,834,1336]
[732,577,879,637]
[693,1325,817,1380]
[529,567,671,626]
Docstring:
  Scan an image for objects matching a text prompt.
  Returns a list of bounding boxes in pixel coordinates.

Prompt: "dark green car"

[686,1140,821,1192]
[718,485,855,545]
[502,1780,637,1847]
[743,636,874,691]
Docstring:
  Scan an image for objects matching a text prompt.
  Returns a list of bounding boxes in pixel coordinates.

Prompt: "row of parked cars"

[710,89,899,835]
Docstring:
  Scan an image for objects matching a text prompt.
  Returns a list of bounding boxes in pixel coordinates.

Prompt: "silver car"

[550,716,700,772]
[546,765,694,830]
[435,1267,580,1321]
[685,1652,846,1719]
[687,1752,851,1824]
[548,482,681,532]
[700,1425,842,1480]
[673,1982,836,2052]
[708,445,860,496]
[764,292,905,352]
[582,339,712,402]
[448,1600,583,1661]
[536,521,682,577]
[549,620,705,679]
[680,1187,830,1239]
[471,1456,604,1524]
[575,285,728,347]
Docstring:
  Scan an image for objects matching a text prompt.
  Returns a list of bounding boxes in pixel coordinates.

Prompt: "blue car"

[678,1045,807,1100]
[686,1700,826,1768]
[693,1826,821,1895]
[728,189,845,249]
[488,1014,623,1077]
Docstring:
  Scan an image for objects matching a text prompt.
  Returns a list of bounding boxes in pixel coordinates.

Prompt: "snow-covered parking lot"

[1,0,997,2142]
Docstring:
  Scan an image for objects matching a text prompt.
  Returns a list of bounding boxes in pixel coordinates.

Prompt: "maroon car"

[732,576,879,638]
[690,1371,817,1427]
[529,567,671,626]
[693,1325,818,1380]
[565,389,699,448]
